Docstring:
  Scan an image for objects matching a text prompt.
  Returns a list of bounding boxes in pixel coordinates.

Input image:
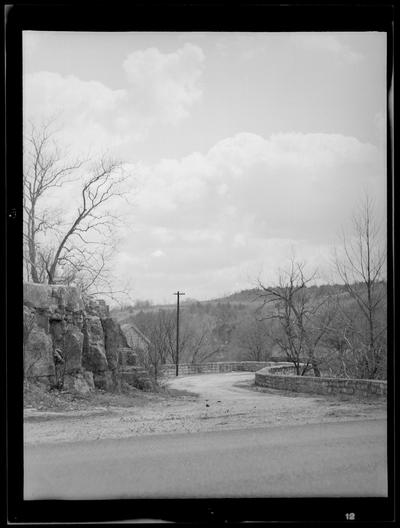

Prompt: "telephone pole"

[173,291,185,376]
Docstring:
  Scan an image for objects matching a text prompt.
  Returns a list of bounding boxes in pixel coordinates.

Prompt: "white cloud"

[151,249,165,258]
[122,43,204,124]
[114,131,385,300]
[24,71,135,156]
[24,43,205,156]
[130,131,382,233]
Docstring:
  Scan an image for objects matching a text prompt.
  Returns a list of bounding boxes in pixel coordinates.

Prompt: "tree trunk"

[311,358,321,377]
[28,205,40,283]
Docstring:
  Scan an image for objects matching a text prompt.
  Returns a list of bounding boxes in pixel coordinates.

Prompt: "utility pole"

[173,291,185,376]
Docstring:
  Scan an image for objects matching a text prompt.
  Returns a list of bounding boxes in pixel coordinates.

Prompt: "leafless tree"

[133,308,218,378]
[180,319,221,364]
[334,197,387,379]
[23,119,129,295]
[188,335,220,364]
[257,259,334,376]
[23,119,85,283]
[133,310,174,381]
[236,314,272,362]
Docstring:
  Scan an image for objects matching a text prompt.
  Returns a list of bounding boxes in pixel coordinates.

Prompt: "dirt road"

[24,372,386,445]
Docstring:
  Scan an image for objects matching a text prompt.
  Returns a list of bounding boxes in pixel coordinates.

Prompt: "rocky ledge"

[23,283,153,394]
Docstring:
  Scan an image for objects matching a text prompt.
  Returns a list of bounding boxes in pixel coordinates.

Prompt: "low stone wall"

[255,364,387,399]
[161,361,276,378]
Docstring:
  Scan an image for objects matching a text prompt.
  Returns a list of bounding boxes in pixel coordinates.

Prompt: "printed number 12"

[345,513,355,520]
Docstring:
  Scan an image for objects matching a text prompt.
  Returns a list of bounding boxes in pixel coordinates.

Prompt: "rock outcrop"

[23,283,147,393]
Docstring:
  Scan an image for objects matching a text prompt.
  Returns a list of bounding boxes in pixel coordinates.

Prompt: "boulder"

[63,372,93,394]
[83,342,108,373]
[23,283,55,311]
[82,316,108,373]
[63,325,84,373]
[93,371,114,391]
[82,369,95,389]
[23,282,84,313]
[121,367,154,391]
[119,347,137,367]
[84,297,109,318]
[23,282,152,393]
[24,324,55,379]
[101,317,128,370]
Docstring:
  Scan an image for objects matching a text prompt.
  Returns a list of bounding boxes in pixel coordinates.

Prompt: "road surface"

[24,372,387,444]
[25,418,387,499]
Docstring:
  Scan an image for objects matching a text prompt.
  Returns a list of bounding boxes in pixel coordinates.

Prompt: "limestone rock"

[84,297,109,318]
[82,316,108,373]
[23,282,152,393]
[121,367,154,391]
[101,317,128,370]
[23,282,84,313]
[24,324,55,379]
[83,341,109,374]
[93,371,114,391]
[82,369,95,389]
[63,325,84,373]
[63,372,93,394]
[119,347,137,367]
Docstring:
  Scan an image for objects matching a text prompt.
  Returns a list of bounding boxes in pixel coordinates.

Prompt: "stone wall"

[23,283,141,393]
[255,364,387,399]
[161,361,277,378]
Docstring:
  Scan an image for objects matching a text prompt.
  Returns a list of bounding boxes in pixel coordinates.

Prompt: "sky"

[23,31,387,304]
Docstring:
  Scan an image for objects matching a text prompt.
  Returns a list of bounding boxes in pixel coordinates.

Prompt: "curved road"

[24,373,387,500]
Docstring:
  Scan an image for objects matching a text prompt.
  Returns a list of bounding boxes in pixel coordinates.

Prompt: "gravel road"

[24,372,386,445]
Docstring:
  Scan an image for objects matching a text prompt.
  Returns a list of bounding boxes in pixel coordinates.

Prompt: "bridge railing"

[255,364,387,398]
[160,361,279,378]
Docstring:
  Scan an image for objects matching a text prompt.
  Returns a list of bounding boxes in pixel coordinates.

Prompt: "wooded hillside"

[111,280,387,380]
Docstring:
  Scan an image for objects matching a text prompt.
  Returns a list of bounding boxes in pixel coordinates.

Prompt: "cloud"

[130,131,382,234]
[123,43,205,124]
[114,131,385,300]
[295,34,364,64]
[24,71,136,156]
[151,249,165,258]
[24,43,205,155]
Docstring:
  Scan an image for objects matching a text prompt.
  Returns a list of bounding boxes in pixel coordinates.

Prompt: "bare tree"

[23,119,129,294]
[44,157,125,285]
[180,319,220,364]
[23,119,85,283]
[132,308,218,378]
[236,314,272,362]
[334,198,387,379]
[258,260,334,376]
[133,310,174,381]
[188,332,220,364]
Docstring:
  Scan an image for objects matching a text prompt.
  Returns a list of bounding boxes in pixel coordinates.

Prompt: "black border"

[5,2,396,525]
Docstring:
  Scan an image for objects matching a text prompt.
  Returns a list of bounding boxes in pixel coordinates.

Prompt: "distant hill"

[111,281,385,319]
[110,280,387,368]
[205,288,263,305]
